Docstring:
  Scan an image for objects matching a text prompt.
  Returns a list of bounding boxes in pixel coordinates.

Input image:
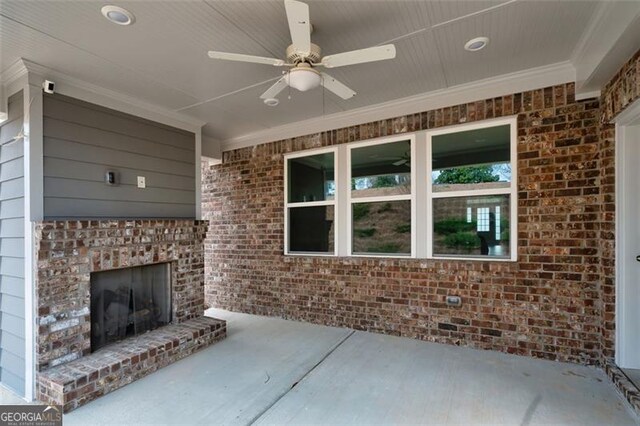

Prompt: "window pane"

[432,124,510,192]
[288,206,334,253]
[351,140,411,198]
[433,195,510,258]
[288,152,335,203]
[352,200,411,255]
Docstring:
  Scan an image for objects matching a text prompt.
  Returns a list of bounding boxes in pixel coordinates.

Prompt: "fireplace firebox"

[90,263,171,351]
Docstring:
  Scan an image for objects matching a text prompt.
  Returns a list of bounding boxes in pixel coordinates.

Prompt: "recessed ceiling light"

[464,37,489,52]
[263,98,279,107]
[101,5,135,26]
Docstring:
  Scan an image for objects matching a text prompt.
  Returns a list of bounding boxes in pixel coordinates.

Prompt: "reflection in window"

[477,207,490,232]
[286,150,336,255]
[432,124,511,192]
[289,206,335,253]
[351,140,411,198]
[433,195,510,258]
[288,152,335,203]
[352,201,411,255]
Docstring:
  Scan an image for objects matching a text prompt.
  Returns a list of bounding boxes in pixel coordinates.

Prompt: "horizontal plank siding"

[44,138,195,177]
[0,178,24,202]
[0,198,24,219]
[0,343,25,372]
[0,218,24,239]
[43,94,196,218]
[0,157,23,183]
[0,294,24,319]
[44,158,195,191]
[43,118,194,163]
[0,91,25,396]
[0,367,24,395]
[44,198,195,219]
[0,276,25,298]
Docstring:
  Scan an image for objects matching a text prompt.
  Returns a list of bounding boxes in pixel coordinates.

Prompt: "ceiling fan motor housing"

[286,43,322,64]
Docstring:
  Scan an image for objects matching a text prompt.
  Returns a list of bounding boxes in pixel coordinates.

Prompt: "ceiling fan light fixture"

[464,37,489,52]
[101,5,135,26]
[286,67,321,92]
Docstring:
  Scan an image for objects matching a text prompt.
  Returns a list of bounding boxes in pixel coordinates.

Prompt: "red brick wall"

[601,49,640,124]
[203,82,609,365]
[599,123,615,361]
[597,48,640,361]
[35,220,208,371]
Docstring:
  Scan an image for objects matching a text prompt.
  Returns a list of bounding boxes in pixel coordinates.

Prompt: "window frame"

[282,116,518,262]
[284,146,338,256]
[346,135,417,258]
[426,116,518,262]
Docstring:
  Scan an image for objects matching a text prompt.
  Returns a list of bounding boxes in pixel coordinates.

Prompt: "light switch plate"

[137,176,146,188]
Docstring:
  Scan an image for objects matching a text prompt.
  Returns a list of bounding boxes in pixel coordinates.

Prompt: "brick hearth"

[34,220,226,412]
[37,317,226,412]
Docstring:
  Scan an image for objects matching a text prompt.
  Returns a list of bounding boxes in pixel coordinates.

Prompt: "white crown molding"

[221,61,576,152]
[1,59,30,117]
[571,1,640,97]
[575,90,601,102]
[12,59,205,133]
[0,59,30,89]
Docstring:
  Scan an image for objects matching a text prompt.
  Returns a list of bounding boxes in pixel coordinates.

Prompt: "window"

[477,207,490,232]
[285,149,336,255]
[428,120,516,260]
[349,139,413,256]
[283,116,517,261]
[432,195,511,258]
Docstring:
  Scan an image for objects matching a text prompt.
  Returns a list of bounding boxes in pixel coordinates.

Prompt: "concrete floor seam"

[248,329,357,425]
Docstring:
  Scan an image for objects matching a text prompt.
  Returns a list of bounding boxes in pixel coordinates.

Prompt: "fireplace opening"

[90,263,171,352]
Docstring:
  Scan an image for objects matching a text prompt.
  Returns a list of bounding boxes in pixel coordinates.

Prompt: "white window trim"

[283,116,518,262]
[346,135,417,258]
[284,146,338,256]
[426,115,518,262]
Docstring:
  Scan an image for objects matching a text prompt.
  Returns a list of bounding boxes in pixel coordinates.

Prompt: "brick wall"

[598,48,640,361]
[35,220,208,371]
[601,49,640,124]
[202,82,614,365]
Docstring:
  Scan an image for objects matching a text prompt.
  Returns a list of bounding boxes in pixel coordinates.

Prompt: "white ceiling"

[0,0,606,142]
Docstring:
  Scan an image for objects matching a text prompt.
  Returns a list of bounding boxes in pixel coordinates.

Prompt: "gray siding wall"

[43,94,196,219]
[0,91,25,396]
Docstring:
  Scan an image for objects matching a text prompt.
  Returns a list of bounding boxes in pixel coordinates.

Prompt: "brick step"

[37,316,226,412]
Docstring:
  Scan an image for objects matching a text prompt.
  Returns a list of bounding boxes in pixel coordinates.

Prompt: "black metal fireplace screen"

[90,263,171,351]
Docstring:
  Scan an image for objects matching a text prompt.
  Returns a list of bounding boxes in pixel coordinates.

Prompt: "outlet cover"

[137,176,146,188]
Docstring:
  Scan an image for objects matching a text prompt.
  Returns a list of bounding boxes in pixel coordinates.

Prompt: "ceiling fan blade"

[284,0,311,54]
[208,51,285,66]
[321,73,356,100]
[260,77,289,100]
[392,159,408,166]
[319,44,396,68]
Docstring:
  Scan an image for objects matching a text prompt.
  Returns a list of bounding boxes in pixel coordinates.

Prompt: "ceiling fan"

[207,0,396,105]
[391,152,410,167]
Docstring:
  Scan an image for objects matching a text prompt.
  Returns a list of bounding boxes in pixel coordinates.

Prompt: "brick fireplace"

[34,220,226,411]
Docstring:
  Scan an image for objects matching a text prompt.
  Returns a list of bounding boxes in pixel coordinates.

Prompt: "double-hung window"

[284,116,517,261]
[284,148,337,255]
[348,137,415,257]
[427,118,517,260]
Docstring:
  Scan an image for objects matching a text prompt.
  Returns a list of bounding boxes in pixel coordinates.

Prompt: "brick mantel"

[34,219,208,371]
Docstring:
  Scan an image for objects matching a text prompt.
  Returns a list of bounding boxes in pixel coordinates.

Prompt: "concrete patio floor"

[7,309,639,425]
